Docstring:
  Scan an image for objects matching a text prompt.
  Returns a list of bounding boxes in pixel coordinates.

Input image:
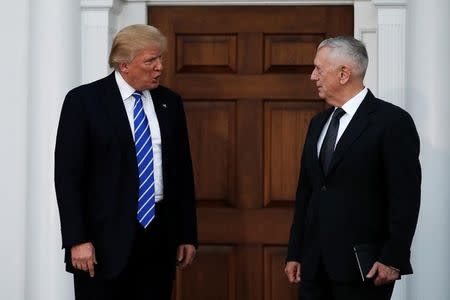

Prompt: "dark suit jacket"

[55,72,197,279]
[286,90,421,282]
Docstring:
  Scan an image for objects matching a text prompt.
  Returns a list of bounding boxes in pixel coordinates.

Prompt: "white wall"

[406,0,450,299]
[0,0,29,299]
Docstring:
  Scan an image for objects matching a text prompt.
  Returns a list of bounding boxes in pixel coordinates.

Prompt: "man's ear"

[339,65,351,84]
[118,62,129,74]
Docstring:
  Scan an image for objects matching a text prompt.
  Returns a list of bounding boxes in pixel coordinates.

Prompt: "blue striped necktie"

[132,91,155,228]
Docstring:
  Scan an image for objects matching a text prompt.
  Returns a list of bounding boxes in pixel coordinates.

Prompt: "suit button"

[321,186,327,191]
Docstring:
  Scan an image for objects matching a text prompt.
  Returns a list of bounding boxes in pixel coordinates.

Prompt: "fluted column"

[373,0,407,108]
[372,1,408,299]
[406,0,450,299]
[25,0,81,299]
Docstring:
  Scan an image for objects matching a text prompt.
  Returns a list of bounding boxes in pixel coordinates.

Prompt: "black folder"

[353,243,381,282]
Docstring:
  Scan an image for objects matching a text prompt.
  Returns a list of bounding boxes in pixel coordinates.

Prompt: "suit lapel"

[101,73,135,148]
[311,107,334,178]
[150,87,170,143]
[101,75,170,147]
[312,107,334,151]
[150,87,170,191]
[326,90,377,176]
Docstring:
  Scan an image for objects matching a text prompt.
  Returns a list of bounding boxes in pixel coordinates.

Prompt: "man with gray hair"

[285,36,421,299]
[55,24,197,299]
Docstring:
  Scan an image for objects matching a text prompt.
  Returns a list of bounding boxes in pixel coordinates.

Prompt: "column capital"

[124,0,355,4]
[81,0,122,83]
[372,0,407,7]
[81,0,121,10]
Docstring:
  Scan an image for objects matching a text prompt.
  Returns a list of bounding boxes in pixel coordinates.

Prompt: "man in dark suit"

[285,36,421,300]
[55,24,197,300]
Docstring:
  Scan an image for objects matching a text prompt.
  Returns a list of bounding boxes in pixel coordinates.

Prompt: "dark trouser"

[299,261,395,300]
[74,202,175,300]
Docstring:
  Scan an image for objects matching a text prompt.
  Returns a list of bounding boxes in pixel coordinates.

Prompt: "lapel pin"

[162,103,167,108]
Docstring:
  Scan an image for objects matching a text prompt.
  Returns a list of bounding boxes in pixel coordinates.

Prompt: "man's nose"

[155,59,163,71]
[310,68,318,81]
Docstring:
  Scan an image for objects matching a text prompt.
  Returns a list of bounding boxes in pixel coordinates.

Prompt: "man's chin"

[147,82,160,90]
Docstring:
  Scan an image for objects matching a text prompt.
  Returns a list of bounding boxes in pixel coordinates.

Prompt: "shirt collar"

[115,70,138,101]
[340,87,368,117]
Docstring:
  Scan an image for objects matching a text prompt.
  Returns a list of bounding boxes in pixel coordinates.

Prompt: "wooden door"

[149,6,353,300]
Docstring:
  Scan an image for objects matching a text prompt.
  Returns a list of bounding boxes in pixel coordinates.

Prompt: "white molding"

[372,0,406,6]
[357,27,376,38]
[378,7,406,24]
[124,0,354,4]
[81,0,122,12]
[354,0,378,94]
[81,0,115,8]
[358,28,377,94]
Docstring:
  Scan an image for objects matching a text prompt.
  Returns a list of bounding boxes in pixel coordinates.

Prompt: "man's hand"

[366,261,399,286]
[285,261,301,283]
[71,242,97,277]
[177,244,196,269]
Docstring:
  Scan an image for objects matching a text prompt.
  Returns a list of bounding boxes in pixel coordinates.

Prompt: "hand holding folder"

[353,244,380,281]
[354,243,400,285]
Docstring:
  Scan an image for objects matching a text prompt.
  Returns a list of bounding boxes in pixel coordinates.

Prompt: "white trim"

[81,0,122,12]
[357,27,376,39]
[372,0,406,6]
[359,28,377,94]
[81,0,115,8]
[125,0,354,4]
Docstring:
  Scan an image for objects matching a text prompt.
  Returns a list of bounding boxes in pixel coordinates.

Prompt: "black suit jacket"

[55,72,197,279]
[286,90,421,282]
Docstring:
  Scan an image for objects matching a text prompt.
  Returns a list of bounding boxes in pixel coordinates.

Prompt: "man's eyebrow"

[144,55,160,61]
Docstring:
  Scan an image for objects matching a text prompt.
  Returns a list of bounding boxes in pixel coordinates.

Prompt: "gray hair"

[318,36,368,78]
[109,24,167,69]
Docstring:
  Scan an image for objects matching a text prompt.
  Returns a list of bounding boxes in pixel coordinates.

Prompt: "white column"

[0,1,29,300]
[81,0,122,84]
[373,0,407,108]
[406,0,450,300]
[25,0,81,299]
[372,1,408,299]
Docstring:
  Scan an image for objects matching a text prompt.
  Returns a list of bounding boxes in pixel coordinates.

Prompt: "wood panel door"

[149,6,353,300]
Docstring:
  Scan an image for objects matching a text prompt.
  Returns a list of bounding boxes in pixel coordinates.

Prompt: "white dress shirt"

[317,87,368,157]
[115,71,164,202]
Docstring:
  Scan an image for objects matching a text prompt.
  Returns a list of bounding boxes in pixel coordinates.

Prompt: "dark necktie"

[319,107,345,175]
[132,91,156,228]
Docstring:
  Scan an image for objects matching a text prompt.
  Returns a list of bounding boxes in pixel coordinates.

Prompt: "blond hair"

[108,24,167,69]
